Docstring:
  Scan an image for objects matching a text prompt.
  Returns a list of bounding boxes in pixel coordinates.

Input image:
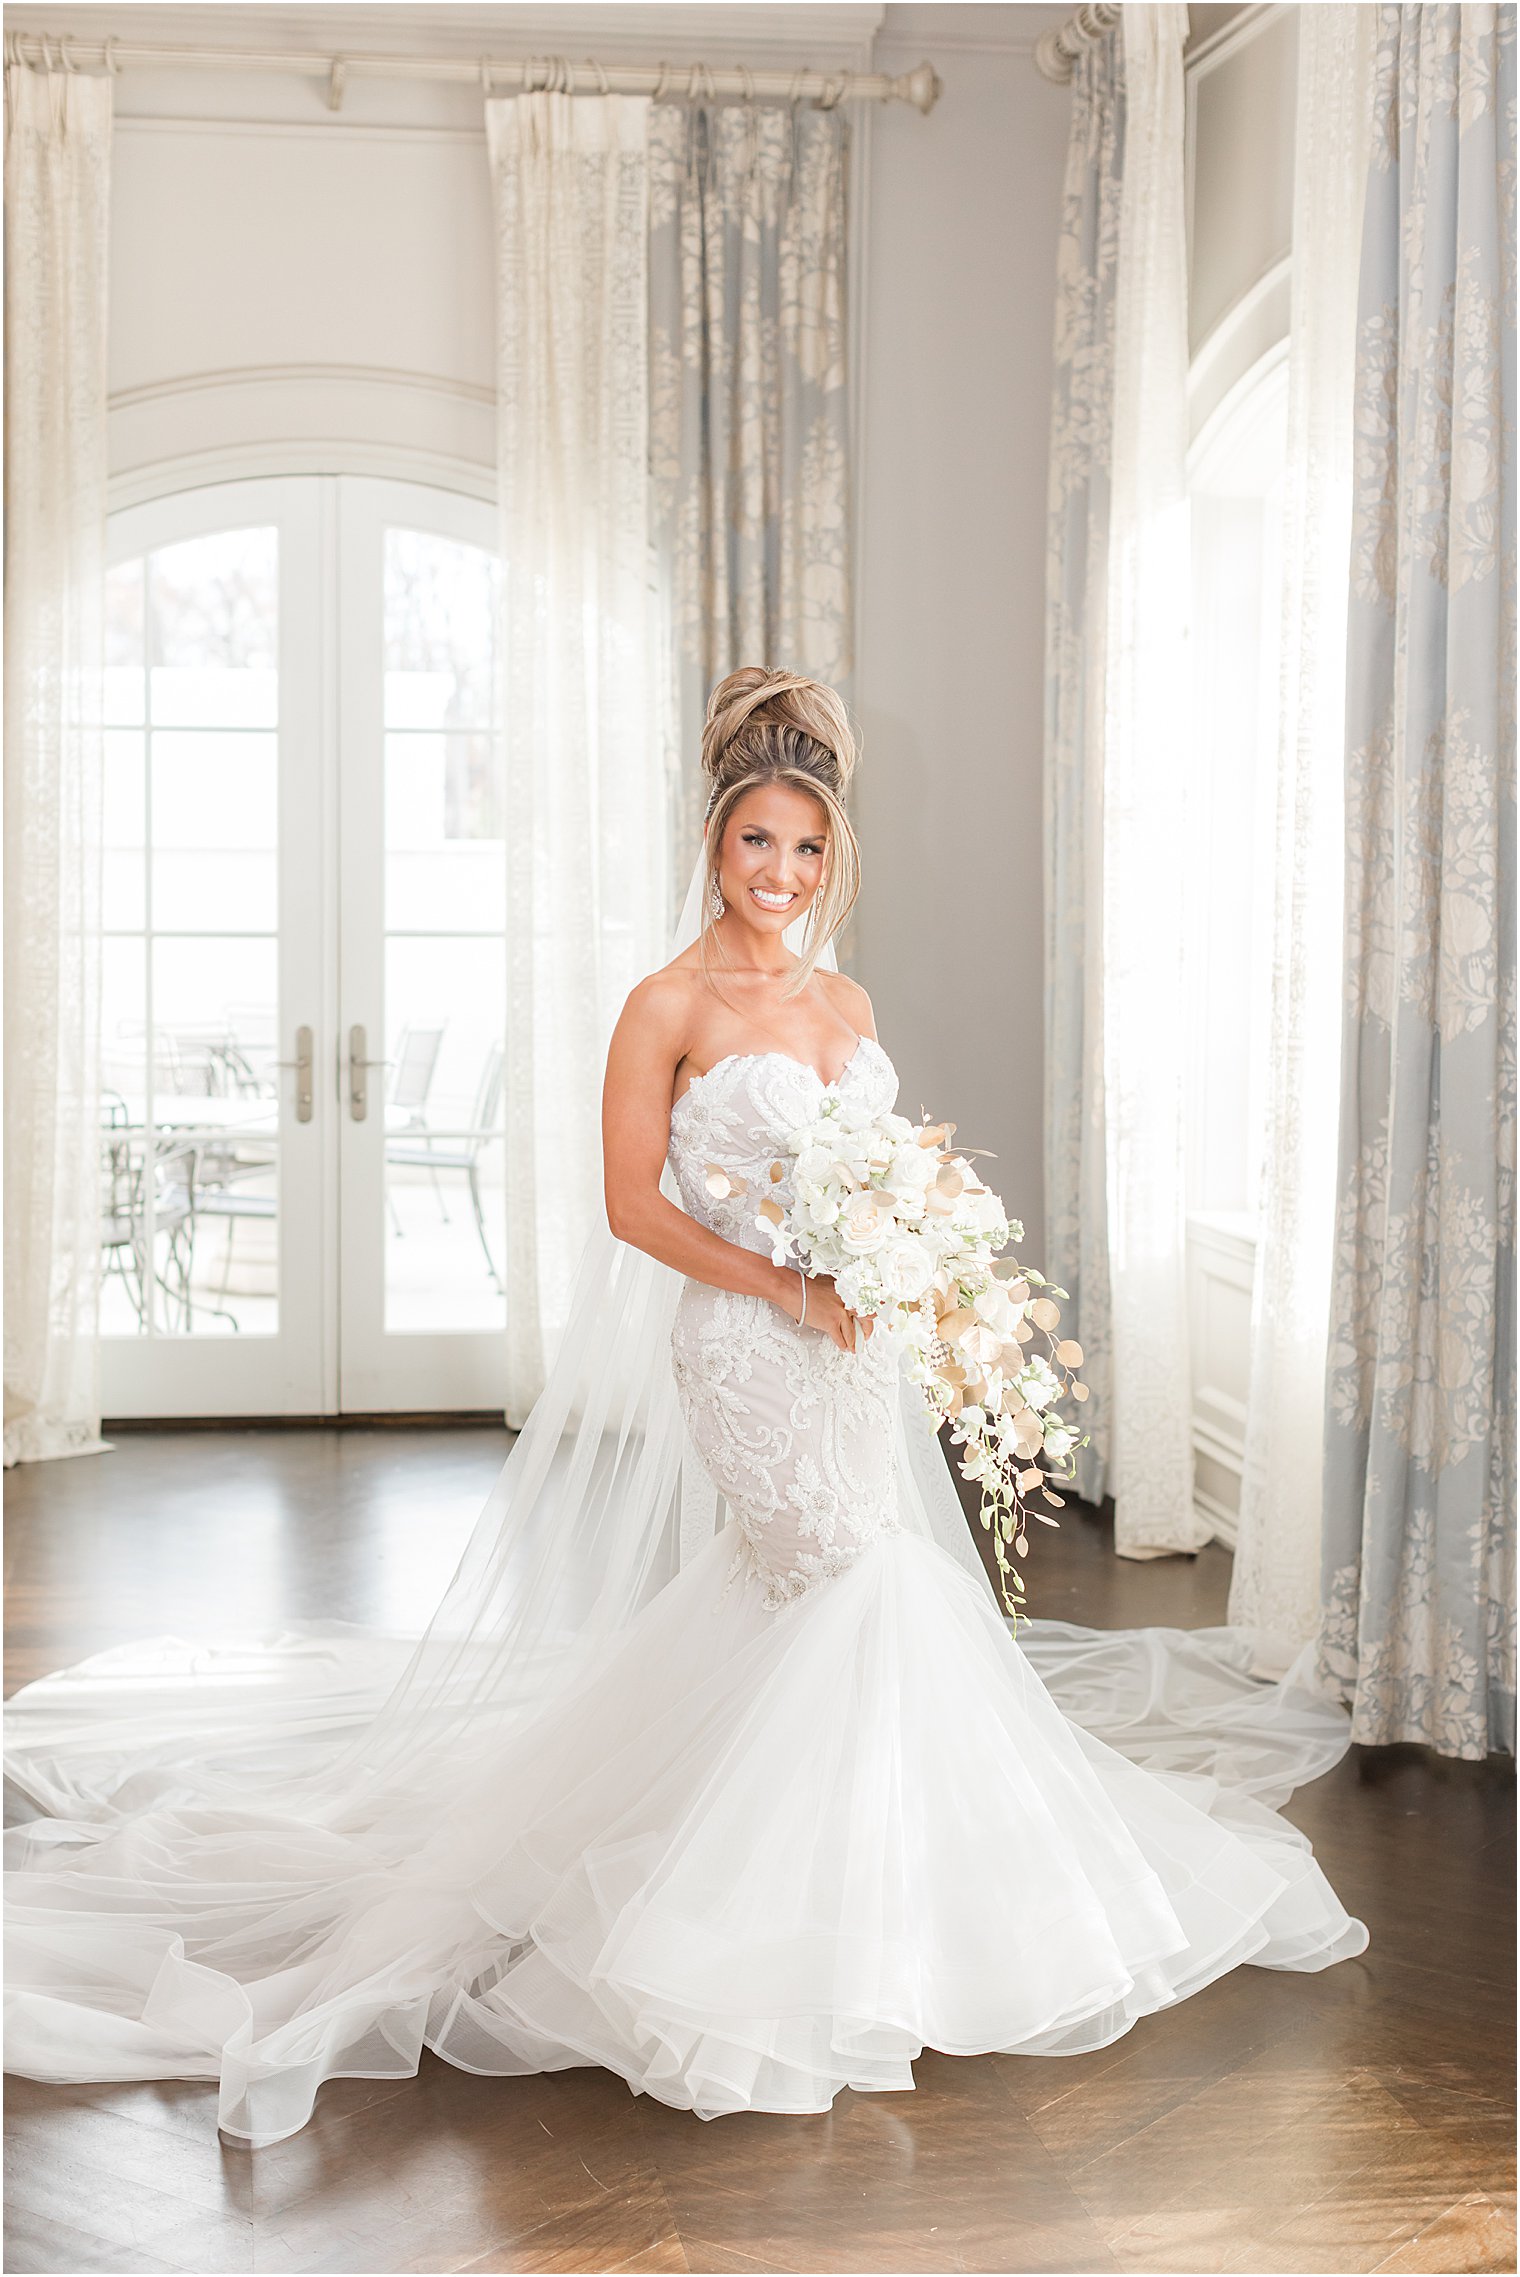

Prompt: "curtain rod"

[3,32,941,114]
[1033,3,1121,84]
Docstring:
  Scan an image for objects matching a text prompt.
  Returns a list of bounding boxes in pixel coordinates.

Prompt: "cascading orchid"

[714,1090,1090,1627]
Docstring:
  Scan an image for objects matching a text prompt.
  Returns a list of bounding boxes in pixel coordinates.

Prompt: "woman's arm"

[601,974,802,1315]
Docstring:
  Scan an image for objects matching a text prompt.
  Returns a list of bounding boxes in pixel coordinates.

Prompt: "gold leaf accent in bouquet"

[760,1098,1092,1630]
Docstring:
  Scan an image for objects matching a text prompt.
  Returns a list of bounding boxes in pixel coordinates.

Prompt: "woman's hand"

[797,1273,874,1354]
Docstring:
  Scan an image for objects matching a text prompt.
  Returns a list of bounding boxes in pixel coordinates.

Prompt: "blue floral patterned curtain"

[1042,33,1124,1513]
[648,103,852,897]
[1317,4,1516,1757]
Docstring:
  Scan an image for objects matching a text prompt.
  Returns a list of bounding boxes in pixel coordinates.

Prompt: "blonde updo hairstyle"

[699,666,862,1003]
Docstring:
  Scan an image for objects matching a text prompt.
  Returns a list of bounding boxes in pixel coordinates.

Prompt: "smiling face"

[713,782,830,941]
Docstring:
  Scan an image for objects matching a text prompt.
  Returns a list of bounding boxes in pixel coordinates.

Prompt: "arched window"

[1184,348,1289,1543]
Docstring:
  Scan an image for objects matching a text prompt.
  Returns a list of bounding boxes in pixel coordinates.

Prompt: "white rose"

[880,1240,936,1304]
[894,1146,937,1193]
[838,1192,891,1255]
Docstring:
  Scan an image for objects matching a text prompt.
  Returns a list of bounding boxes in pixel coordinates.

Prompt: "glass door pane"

[381,529,505,1335]
[338,480,508,1411]
[99,481,329,1418]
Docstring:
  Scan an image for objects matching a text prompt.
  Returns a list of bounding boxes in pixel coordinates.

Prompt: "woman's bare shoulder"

[616,961,705,1045]
[819,966,877,1040]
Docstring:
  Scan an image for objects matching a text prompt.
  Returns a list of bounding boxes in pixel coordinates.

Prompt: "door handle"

[347,1024,390,1122]
[274,1025,314,1123]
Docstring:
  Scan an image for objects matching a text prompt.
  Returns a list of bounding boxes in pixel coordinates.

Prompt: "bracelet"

[795,1268,808,1327]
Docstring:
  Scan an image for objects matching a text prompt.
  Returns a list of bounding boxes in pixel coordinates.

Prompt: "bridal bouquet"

[713,1093,1090,1625]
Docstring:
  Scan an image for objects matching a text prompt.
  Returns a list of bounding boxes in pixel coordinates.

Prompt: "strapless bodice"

[666,1036,899,1258]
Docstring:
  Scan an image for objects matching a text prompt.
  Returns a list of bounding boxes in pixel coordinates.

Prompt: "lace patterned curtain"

[1103,5,1201,1560]
[485,93,668,1426]
[648,103,851,894]
[1228,7,1378,1659]
[1317,4,1516,1757]
[1043,30,1121,1519]
[3,63,111,1466]
[1044,8,1204,1558]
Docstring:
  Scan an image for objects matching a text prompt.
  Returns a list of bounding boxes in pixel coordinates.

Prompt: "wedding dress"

[4,877,1369,2147]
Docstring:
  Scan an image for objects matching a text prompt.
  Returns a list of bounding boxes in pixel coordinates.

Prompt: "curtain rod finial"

[894,61,941,113]
[1034,28,1074,84]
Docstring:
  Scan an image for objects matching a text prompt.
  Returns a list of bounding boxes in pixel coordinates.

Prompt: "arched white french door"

[101,475,507,1417]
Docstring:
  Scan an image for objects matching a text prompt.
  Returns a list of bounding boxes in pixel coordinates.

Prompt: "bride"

[4,666,1367,2148]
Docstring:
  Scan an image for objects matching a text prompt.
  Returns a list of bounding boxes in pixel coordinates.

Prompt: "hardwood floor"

[5,1427,1515,2276]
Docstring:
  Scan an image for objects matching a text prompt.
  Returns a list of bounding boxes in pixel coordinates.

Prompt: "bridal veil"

[5,855,1356,2139]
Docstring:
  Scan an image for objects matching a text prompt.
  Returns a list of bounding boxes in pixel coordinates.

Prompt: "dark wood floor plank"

[1371,2191,1517,2274]
[5,1424,1514,2277]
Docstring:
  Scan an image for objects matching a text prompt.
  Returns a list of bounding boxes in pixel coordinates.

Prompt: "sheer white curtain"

[3,62,112,1466]
[485,93,668,1426]
[1103,5,1206,1558]
[1228,9,1376,1661]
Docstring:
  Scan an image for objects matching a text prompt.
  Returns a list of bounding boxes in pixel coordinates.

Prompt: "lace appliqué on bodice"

[666,1040,906,1611]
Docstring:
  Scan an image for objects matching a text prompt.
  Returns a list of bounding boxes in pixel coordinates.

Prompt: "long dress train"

[4,1035,1367,2144]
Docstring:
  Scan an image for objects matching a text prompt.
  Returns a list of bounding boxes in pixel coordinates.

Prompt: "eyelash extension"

[743,833,824,855]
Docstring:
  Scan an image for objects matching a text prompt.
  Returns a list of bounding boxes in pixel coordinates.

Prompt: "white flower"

[879,1238,937,1304]
[890,1146,937,1195]
[1014,1355,1061,1411]
[838,1192,891,1255]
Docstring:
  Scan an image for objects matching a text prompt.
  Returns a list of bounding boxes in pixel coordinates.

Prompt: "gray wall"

[854,5,1070,1258]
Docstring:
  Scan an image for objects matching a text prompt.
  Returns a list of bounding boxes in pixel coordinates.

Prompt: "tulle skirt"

[5,1522,1367,2147]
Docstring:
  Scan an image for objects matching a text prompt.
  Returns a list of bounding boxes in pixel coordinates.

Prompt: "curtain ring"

[556,56,574,94]
[653,59,672,102]
[818,72,847,111]
[739,63,755,106]
[480,55,493,97]
[105,34,121,75]
[589,56,610,97]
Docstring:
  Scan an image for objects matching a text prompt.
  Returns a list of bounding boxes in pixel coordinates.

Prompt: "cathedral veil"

[5,853,1361,2147]
[3,854,985,1836]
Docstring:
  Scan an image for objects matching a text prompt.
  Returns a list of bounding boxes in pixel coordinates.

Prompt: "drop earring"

[709,874,726,919]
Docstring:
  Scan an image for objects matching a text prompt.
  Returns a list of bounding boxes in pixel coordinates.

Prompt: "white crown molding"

[6,2,887,63]
[871,3,1068,57]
